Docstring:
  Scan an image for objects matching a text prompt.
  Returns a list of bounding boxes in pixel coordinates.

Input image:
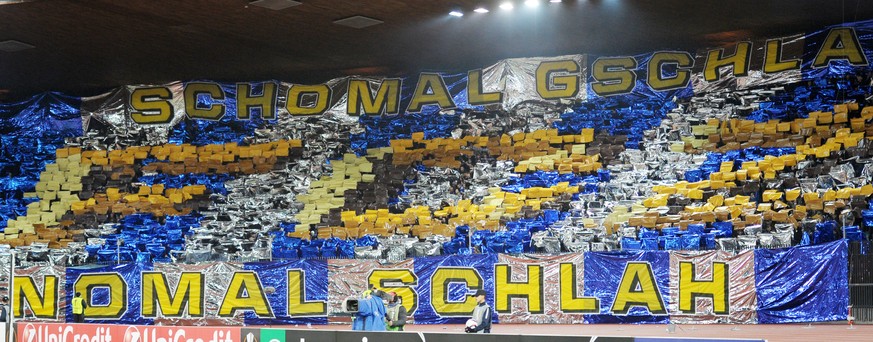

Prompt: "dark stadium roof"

[1,0,871,99]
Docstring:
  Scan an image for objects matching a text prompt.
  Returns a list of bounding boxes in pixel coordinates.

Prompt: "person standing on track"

[71,292,86,323]
[385,292,407,331]
[465,289,492,334]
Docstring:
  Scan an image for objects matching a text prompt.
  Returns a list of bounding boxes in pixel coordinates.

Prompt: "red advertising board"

[17,323,240,342]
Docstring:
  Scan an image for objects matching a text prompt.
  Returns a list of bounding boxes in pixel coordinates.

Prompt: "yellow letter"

[130,87,173,124]
[407,73,457,113]
[347,79,401,115]
[431,267,482,316]
[236,82,278,120]
[679,261,729,315]
[763,39,801,74]
[813,27,869,68]
[74,273,128,319]
[287,270,327,316]
[494,264,543,314]
[591,57,637,96]
[141,272,204,318]
[704,42,752,82]
[369,269,419,315]
[467,69,503,106]
[536,60,580,99]
[218,272,274,317]
[184,82,226,120]
[559,263,599,313]
[286,84,331,116]
[647,52,694,91]
[13,275,57,319]
[610,262,666,314]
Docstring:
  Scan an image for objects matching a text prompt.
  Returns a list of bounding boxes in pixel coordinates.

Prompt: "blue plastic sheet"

[442,238,466,255]
[356,235,380,247]
[473,218,552,254]
[413,254,497,324]
[244,259,329,325]
[845,226,864,241]
[639,228,658,239]
[169,82,277,145]
[338,241,356,258]
[0,93,82,230]
[814,220,837,244]
[661,227,679,236]
[550,53,688,145]
[862,209,873,227]
[351,110,461,154]
[800,231,811,246]
[685,147,796,182]
[703,233,717,250]
[754,239,848,323]
[74,214,198,263]
[641,238,659,250]
[712,221,733,238]
[471,230,490,247]
[272,236,300,259]
[583,251,670,323]
[687,224,705,235]
[621,237,642,250]
[0,92,82,136]
[665,236,680,250]
[301,245,320,258]
[681,234,701,250]
[500,171,595,193]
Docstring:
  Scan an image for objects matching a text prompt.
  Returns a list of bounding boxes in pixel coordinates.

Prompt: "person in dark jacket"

[385,292,407,331]
[0,296,8,323]
[465,289,492,334]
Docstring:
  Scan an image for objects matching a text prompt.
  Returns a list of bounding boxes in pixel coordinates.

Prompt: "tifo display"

[0,18,872,325]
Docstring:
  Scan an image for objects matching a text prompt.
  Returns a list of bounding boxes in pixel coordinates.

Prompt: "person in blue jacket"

[368,286,387,331]
[351,288,386,331]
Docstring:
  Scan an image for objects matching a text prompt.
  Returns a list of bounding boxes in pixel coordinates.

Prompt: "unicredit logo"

[22,323,112,342]
[21,324,235,342]
[139,327,234,342]
[124,326,141,342]
[22,323,36,342]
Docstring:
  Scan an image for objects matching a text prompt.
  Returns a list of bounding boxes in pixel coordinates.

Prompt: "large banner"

[77,21,872,140]
[10,240,848,325]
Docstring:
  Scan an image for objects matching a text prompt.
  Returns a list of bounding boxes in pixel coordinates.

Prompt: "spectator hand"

[464,327,473,333]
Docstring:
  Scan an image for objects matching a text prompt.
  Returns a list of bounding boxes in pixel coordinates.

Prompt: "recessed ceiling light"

[525,0,539,7]
[549,0,562,3]
[449,11,463,17]
[0,40,34,52]
[0,0,37,6]
[333,15,384,29]
[248,0,302,10]
[499,2,514,10]
[474,7,489,13]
